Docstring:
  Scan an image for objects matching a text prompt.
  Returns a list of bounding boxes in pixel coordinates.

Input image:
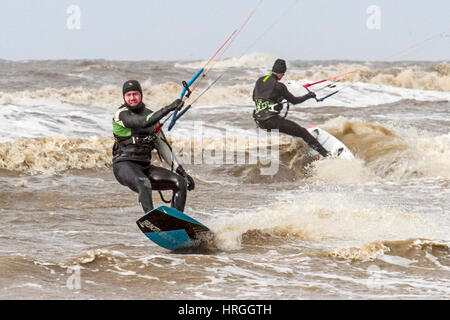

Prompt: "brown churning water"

[0,57,449,299]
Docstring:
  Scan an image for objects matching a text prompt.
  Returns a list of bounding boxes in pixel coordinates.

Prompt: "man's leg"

[113,161,154,213]
[258,116,329,157]
[147,165,187,212]
[278,118,329,157]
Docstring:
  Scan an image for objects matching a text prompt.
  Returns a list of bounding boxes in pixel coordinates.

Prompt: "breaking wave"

[288,62,450,92]
[1,57,448,109]
[0,137,113,173]
[175,52,277,69]
[179,53,450,92]
[1,118,449,181]
[211,193,444,252]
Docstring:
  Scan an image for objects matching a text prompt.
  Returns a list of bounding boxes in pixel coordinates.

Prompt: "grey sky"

[1,0,449,61]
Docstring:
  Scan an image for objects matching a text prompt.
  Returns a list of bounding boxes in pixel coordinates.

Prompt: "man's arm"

[146,99,183,127]
[115,99,182,129]
[114,108,148,129]
[277,82,315,105]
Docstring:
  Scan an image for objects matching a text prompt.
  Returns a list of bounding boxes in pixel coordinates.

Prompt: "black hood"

[123,80,143,96]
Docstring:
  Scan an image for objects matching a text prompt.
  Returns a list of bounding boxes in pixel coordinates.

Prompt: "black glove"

[146,99,185,127]
[306,91,316,99]
[176,166,195,191]
[185,174,195,191]
[168,98,184,111]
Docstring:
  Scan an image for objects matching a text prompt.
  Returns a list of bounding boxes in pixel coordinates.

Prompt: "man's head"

[272,58,287,79]
[123,80,143,107]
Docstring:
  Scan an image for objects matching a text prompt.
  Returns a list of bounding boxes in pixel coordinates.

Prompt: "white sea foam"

[285,80,450,108]
[211,191,441,251]
[1,80,448,144]
[175,52,277,70]
[0,100,112,143]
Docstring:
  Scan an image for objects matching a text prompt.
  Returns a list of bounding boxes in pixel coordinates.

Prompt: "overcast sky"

[1,0,449,61]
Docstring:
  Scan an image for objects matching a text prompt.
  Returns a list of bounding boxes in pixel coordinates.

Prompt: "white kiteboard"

[306,125,354,160]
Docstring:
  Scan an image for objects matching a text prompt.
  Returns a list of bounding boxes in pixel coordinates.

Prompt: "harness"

[112,128,160,163]
[254,99,279,114]
[115,134,157,148]
[253,99,290,128]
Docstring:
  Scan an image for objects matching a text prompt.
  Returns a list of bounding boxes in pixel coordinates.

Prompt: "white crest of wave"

[175,52,276,69]
[363,126,450,180]
[397,130,450,179]
[306,157,374,184]
[211,192,437,251]
[314,117,450,180]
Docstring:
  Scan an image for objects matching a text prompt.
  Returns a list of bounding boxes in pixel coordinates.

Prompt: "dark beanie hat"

[272,59,287,73]
[122,80,143,95]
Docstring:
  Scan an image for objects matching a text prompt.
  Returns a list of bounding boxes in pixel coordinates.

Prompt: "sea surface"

[0,53,449,299]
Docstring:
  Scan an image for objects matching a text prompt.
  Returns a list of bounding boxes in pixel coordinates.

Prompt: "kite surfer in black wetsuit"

[252,59,329,158]
[112,80,195,213]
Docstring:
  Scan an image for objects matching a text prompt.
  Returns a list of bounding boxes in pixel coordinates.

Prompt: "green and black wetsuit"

[252,73,329,157]
[112,100,192,213]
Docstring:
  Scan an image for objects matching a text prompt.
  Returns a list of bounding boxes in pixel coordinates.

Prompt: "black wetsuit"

[252,73,329,157]
[112,100,192,213]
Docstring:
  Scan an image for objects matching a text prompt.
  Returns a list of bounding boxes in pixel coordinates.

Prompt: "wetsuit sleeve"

[145,101,179,127]
[277,82,312,105]
[154,131,181,171]
[115,109,149,129]
[116,100,179,129]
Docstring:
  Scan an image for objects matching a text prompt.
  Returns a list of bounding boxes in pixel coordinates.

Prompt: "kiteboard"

[136,206,214,251]
[306,125,354,160]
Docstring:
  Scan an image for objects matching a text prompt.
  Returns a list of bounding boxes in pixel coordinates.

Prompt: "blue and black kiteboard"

[136,206,214,251]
